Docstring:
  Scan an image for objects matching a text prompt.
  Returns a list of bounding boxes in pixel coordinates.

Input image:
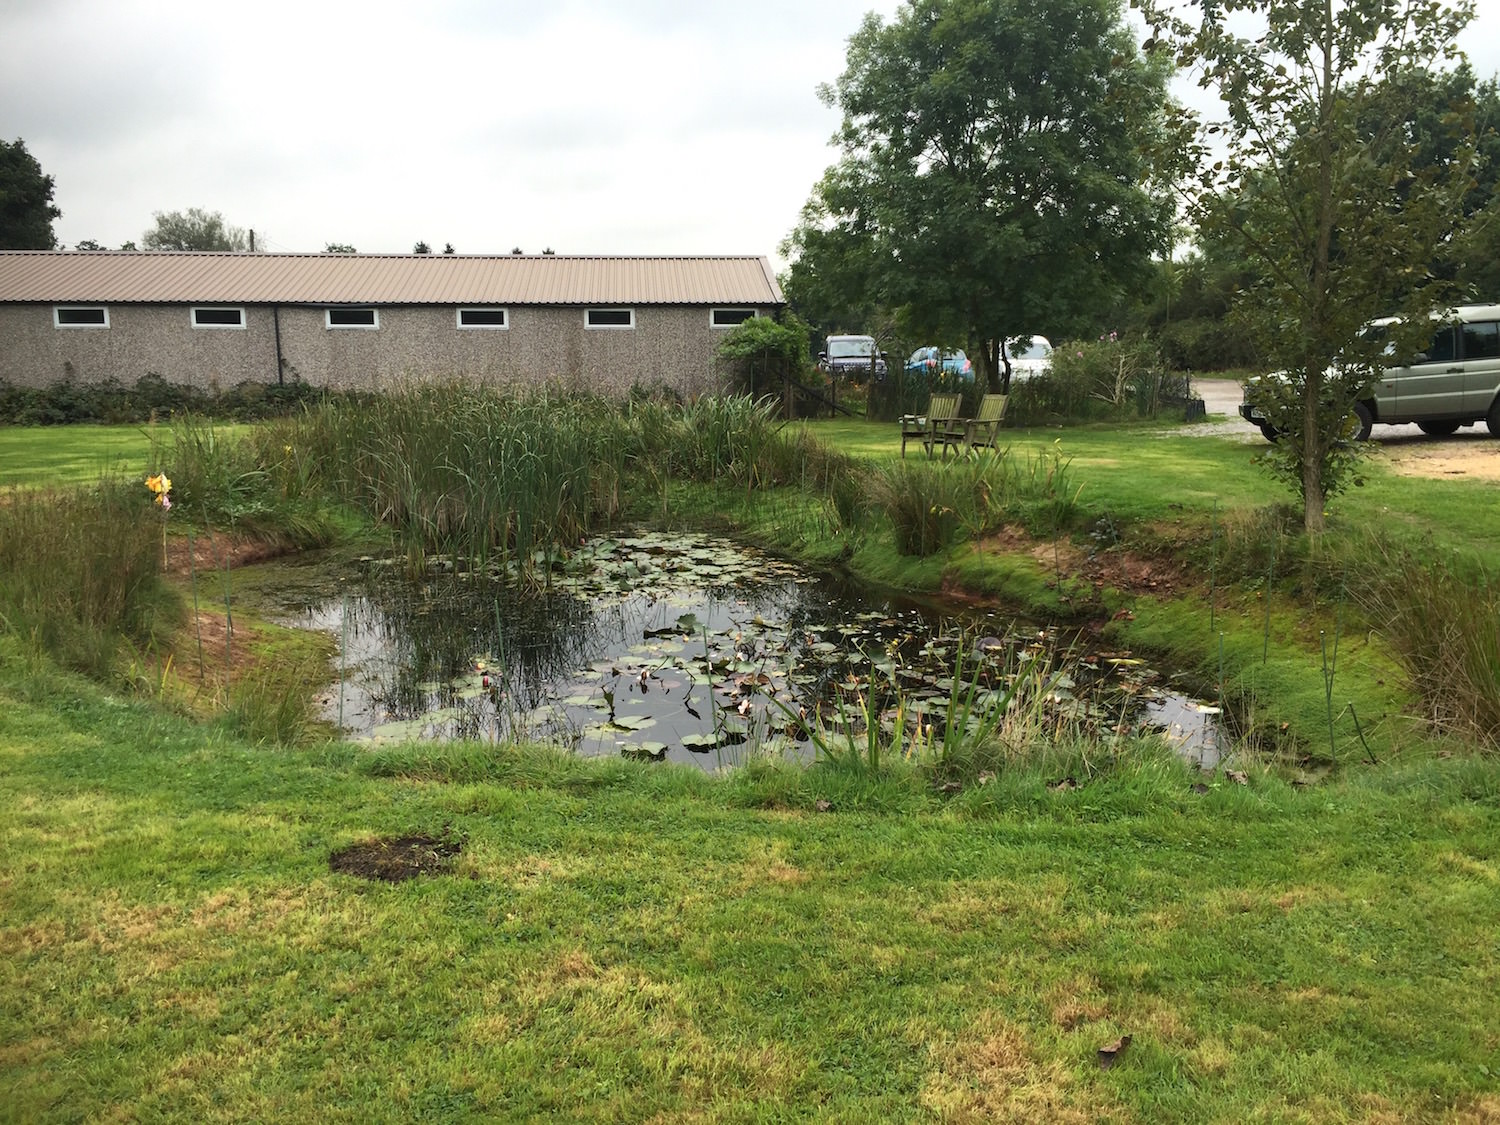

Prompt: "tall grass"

[870,447,1080,556]
[1350,540,1500,748]
[0,480,173,676]
[256,385,860,572]
[151,416,339,549]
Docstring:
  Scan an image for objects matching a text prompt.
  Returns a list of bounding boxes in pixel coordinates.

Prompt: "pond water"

[268,531,1220,770]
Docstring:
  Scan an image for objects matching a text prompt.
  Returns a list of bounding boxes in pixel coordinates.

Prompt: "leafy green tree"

[1141,0,1476,532]
[785,0,1177,392]
[443,243,456,255]
[72,239,104,251]
[0,138,62,249]
[324,242,357,253]
[414,241,432,254]
[142,208,248,251]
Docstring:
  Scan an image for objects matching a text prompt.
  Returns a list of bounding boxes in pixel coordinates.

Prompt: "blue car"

[905,347,974,380]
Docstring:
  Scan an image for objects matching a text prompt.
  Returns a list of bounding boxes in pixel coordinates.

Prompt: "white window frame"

[456,307,509,330]
[325,307,380,330]
[191,306,247,330]
[53,305,110,328]
[585,308,635,330]
[710,308,757,329]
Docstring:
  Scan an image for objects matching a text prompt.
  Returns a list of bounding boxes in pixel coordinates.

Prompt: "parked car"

[1004,335,1053,381]
[819,335,888,380]
[1239,303,1500,441]
[904,346,974,379]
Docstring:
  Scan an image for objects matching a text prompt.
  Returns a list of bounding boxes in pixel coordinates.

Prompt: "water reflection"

[273,532,1219,770]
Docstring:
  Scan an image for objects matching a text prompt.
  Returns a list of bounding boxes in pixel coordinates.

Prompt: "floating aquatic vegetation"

[274,530,1218,770]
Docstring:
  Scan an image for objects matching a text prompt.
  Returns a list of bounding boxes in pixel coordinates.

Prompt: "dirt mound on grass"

[329,835,462,882]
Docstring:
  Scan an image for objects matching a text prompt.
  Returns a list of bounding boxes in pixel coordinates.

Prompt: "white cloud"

[5,0,1497,264]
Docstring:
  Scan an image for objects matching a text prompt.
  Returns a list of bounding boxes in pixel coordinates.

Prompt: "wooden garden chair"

[965,393,1009,454]
[915,393,967,459]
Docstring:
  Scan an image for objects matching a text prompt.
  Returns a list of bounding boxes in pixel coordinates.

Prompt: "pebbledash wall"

[0,304,767,396]
[0,252,784,397]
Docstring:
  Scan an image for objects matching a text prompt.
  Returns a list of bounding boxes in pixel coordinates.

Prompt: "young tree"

[324,242,357,253]
[142,208,249,251]
[413,241,432,254]
[786,0,1177,391]
[1140,0,1476,532]
[0,138,62,249]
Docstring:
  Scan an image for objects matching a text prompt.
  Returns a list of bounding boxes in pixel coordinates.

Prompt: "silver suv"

[1241,303,1500,441]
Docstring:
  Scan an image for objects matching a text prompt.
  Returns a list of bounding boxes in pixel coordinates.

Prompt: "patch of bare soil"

[164,531,292,579]
[1372,437,1500,481]
[329,835,462,882]
[973,526,1195,601]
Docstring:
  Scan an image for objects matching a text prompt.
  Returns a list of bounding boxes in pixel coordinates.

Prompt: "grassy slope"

[2,646,1498,1121]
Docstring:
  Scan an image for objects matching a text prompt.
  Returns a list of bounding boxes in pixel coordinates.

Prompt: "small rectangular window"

[326,308,379,329]
[585,308,634,329]
[192,306,245,329]
[54,306,109,328]
[711,308,756,328]
[457,308,508,329]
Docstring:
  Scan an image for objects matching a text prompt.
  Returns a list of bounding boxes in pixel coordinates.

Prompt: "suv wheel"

[1417,420,1461,436]
[1352,401,1373,441]
[1257,423,1281,443]
[1489,395,1500,437]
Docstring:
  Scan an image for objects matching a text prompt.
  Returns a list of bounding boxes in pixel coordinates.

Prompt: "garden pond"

[260,531,1221,771]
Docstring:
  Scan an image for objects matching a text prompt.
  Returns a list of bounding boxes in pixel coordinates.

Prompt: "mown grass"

[2,640,1497,1121]
[4,400,1500,1118]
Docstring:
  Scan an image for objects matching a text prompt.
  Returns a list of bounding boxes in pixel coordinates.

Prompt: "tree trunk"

[1302,0,1337,536]
[1302,362,1327,532]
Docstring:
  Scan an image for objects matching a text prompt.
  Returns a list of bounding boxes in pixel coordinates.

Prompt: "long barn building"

[0,251,784,396]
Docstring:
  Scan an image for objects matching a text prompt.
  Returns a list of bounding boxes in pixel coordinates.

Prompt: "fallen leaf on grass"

[1225,769,1248,785]
[815,798,833,813]
[1048,777,1078,792]
[1097,1034,1132,1069]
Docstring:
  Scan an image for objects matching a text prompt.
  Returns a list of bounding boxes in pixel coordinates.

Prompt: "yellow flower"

[145,472,172,495]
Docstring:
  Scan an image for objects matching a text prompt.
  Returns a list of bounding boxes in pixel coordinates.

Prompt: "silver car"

[1240,303,1500,441]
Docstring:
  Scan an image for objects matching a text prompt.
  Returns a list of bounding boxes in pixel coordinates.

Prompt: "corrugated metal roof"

[0,252,785,306]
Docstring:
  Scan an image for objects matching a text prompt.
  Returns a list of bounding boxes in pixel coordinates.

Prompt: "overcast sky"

[5,0,1499,267]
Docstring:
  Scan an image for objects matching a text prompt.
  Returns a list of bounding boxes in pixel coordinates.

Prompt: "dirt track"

[1189,377,1500,481]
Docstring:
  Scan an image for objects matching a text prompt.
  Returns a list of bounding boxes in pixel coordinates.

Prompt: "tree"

[785,0,1176,392]
[1141,0,1476,532]
[0,138,62,249]
[142,208,248,251]
[324,242,357,254]
[413,241,432,254]
[443,242,456,255]
[73,239,104,251]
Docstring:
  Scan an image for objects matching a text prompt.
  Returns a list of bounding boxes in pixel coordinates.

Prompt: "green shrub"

[1005,334,1188,425]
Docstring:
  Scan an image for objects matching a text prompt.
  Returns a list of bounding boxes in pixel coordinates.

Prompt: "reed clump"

[1349,540,1500,749]
[871,446,1080,556]
[0,479,174,676]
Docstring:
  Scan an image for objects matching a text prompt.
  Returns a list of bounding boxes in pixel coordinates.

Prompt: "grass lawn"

[3,416,1500,1119]
[3,647,1498,1121]
[0,422,165,488]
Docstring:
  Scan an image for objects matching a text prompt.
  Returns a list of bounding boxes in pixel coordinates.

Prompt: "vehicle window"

[1461,321,1500,360]
[1013,338,1051,360]
[1419,326,1457,363]
[829,339,875,359]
